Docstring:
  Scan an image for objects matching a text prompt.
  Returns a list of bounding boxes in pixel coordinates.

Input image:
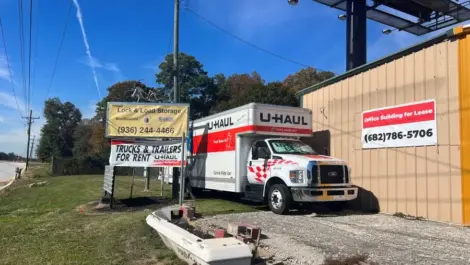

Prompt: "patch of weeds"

[323,254,379,265]
[393,212,425,221]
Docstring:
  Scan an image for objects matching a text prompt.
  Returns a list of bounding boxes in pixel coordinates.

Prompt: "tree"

[94,80,167,122]
[37,98,82,161]
[155,53,216,119]
[283,67,335,92]
[211,72,264,113]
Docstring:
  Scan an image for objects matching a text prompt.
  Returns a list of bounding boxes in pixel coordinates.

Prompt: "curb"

[0,177,15,191]
[0,167,23,192]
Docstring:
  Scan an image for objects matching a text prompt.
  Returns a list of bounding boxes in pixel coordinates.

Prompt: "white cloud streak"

[0,91,26,111]
[79,56,124,81]
[72,0,101,98]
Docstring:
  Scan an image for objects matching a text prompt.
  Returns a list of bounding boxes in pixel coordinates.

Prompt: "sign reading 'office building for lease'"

[362,99,437,149]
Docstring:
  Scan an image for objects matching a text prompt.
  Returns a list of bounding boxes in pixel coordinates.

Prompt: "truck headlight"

[289,170,304,183]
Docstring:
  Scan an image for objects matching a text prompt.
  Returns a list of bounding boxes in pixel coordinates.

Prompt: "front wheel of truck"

[267,184,292,215]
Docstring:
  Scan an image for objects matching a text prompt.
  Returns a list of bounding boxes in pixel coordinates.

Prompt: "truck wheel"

[268,184,292,215]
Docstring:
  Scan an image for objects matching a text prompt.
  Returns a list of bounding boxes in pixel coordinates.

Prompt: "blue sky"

[0,0,466,155]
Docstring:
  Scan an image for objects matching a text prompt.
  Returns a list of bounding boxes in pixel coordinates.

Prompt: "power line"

[27,0,33,113]
[0,17,24,117]
[31,0,40,96]
[44,1,73,100]
[18,0,28,113]
[184,7,336,74]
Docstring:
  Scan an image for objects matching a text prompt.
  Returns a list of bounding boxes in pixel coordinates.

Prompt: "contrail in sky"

[72,0,101,98]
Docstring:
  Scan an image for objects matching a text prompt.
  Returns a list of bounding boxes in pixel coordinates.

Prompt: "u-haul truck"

[187,103,357,214]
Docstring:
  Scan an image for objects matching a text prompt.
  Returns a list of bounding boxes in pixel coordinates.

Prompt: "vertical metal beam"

[346,0,367,71]
[173,0,180,103]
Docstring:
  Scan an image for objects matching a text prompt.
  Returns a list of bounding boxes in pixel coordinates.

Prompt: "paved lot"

[0,161,24,187]
[193,211,470,265]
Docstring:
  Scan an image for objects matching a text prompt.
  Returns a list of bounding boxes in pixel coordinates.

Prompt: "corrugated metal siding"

[458,30,470,225]
[302,40,462,223]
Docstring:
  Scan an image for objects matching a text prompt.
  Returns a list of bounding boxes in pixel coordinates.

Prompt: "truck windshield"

[268,140,317,155]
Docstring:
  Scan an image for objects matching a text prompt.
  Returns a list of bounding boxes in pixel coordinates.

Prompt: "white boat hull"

[146,210,252,265]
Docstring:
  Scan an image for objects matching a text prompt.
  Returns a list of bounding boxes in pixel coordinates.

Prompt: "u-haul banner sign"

[361,99,437,149]
[109,140,186,167]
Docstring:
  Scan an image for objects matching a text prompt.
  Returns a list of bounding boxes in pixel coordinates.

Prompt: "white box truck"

[187,103,357,214]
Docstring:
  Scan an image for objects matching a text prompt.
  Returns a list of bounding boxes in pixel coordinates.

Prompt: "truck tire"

[267,184,292,215]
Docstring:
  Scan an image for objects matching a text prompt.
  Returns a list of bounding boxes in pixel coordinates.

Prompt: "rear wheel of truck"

[268,184,292,215]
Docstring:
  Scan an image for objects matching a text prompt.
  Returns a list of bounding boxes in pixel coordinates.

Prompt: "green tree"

[37,98,82,161]
[94,80,167,122]
[211,72,263,113]
[155,53,216,119]
[283,67,335,92]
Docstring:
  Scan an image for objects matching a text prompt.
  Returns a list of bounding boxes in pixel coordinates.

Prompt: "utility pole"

[172,0,179,103]
[23,110,40,170]
[30,135,35,160]
[172,0,181,199]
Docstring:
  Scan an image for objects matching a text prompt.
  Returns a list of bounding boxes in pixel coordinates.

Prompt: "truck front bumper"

[290,186,358,202]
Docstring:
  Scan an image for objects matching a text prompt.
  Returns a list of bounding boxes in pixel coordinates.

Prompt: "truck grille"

[319,165,345,184]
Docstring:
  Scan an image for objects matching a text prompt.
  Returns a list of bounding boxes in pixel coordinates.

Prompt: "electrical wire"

[184,7,336,74]
[31,0,40,102]
[27,0,33,113]
[0,17,24,117]
[44,1,73,100]
[18,0,28,113]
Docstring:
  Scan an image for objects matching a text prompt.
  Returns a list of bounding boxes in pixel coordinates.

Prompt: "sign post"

[179,133,186,206]
[103,166,116,208]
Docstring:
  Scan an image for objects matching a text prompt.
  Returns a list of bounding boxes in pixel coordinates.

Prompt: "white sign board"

[109,140,186,167]
[362,99,437,149]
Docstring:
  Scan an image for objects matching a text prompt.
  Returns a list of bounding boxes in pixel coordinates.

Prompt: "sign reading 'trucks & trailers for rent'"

[362,99,437,149]
[109,140,187,167]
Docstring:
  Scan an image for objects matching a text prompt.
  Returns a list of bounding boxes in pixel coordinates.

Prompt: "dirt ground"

[192,211,470,265]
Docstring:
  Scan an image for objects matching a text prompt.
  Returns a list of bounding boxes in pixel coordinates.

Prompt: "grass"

[0,164,257,265]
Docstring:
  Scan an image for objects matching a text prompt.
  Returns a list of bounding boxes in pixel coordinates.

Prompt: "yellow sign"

[106,102,189,138]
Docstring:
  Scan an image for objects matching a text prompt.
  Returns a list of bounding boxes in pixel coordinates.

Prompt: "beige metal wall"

[302,40,462,223]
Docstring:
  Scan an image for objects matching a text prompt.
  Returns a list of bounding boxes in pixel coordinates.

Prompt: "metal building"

[297,25,470,225]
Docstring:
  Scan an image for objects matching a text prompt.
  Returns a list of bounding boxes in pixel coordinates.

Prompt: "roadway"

[0,161,25,187]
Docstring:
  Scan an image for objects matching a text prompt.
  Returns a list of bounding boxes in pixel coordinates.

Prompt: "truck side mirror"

[258,147,271,160]
[251,147,258,160]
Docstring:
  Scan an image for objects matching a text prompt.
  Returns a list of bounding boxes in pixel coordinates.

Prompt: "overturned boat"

[146,207,253,265]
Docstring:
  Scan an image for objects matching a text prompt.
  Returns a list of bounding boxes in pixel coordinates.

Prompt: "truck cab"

[245,138,357,214]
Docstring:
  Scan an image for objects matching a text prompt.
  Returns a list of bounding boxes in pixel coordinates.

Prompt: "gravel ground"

[192,211,470,265]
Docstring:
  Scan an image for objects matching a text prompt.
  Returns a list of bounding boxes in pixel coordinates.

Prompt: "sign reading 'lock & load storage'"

[362,99,437,149]
[106,102,189,138]
[109,140,186,167]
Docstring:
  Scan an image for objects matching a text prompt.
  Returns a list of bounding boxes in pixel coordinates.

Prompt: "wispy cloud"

[0,116,4,123]
[0,91,26,112]
[0,55,11,82]
[72,0,101,98]
[79,56,124,81]
[190,0,335,40]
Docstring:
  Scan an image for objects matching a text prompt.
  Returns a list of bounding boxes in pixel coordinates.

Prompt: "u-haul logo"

[207,117,234,131]
[260,112,308,125]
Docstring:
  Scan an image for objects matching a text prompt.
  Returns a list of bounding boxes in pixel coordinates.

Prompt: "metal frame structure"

[313,0,470,70]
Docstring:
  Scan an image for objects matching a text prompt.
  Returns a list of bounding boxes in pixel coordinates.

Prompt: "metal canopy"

[314,0,470,36]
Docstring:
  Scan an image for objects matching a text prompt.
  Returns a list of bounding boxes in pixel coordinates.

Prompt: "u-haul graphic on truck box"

[186,103,357,215]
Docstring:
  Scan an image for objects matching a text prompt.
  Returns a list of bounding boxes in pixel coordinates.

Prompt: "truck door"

[247,140,271,184]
